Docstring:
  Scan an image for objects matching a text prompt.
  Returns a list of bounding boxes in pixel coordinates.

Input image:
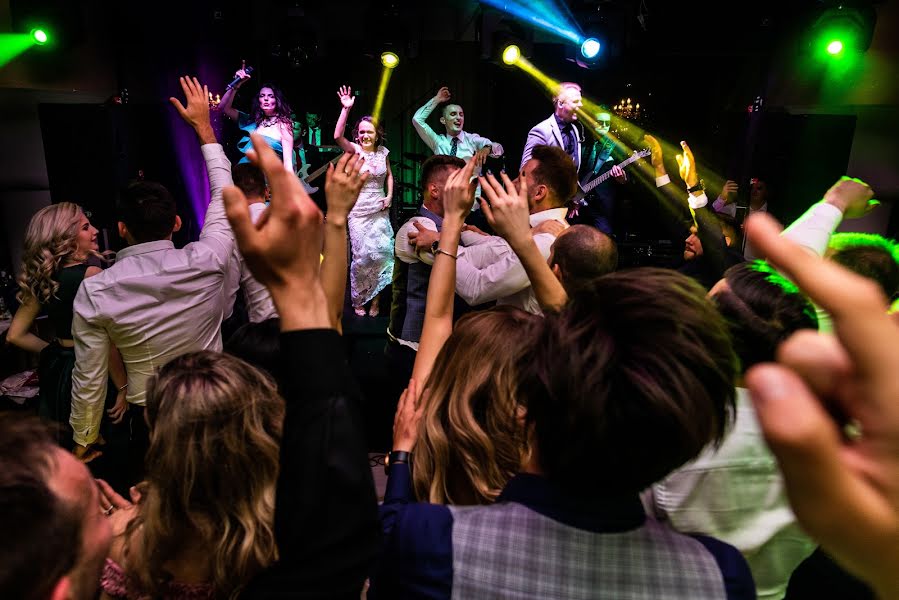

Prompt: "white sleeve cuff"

[688,192,709,210]
[655,174,671,188]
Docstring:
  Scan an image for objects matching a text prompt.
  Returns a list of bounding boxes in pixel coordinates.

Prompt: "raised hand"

[643,134,665,176]
[168,76,213,138]
[478,171,532,248]
[436,87,451,103]
[744,213,899,598]
[224,132,325,325]
[324,152,369,222]
[823,176,879,219]
[675,140,699,188]
[337,85,356,109]
[442,155,481,222]
[718,180,738,204]
[392,379,424,453]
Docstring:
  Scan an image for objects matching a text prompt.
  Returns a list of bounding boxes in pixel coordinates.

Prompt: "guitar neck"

[304,157,341,183]
[582,154,644,194]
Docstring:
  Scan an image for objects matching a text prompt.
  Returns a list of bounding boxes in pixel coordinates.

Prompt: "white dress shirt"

[454,207,568,315]
[411,96,500,160]
[70,144,234,446]
[225,202,277,323]
[650,388,816,600]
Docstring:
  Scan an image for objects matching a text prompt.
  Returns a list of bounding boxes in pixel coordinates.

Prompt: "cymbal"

[403,151,429,161]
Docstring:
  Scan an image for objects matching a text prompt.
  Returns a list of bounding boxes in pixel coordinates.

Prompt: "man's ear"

[173,215,182,233]
[117,222,128,240]
[48,575,71,600]
[439,116,446,126]
[551,263,563,282]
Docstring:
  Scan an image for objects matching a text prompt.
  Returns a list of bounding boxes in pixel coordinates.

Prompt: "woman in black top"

[8,203,126,448]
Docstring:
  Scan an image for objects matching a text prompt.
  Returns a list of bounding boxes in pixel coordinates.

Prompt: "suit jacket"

[521,114,582,170]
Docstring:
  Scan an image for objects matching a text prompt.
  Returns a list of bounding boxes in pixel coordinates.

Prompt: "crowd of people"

[2,70,898,600]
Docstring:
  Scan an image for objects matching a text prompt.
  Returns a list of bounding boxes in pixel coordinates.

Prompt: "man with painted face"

[521,82,583,170]
[412,86,505,163]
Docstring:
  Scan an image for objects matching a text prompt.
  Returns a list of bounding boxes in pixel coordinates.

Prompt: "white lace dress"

[348,144,395,307]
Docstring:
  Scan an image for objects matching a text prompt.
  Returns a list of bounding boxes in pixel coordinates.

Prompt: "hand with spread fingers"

[743,212,899,599]
[478,171,533,249]
[168,76,215,143]
[324,152,369,224]
[337,85,355,110]
[224,133,329,330]
[442,155,481,223]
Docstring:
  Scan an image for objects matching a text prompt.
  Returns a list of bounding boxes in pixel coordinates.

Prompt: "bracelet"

[117,383,128,392]
[435,248,458,260]
[385,450,413,475]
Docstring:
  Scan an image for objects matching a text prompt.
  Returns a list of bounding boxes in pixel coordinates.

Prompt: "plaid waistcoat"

[448,502,727,599]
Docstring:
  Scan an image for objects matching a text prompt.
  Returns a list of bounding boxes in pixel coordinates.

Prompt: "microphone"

[226,66,254,90]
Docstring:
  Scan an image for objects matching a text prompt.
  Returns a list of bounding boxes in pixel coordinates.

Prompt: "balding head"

[548,225,618,293]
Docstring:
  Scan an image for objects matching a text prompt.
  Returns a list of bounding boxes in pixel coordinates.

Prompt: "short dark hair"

[420,154,465,192]
[524,268,738,495]
[529,145,578,205]
[224,317,281,381]
[828,233,899,301]
[0,416,81,600]
[549,225,618,294]
[232,163,266,200]
[118,181,177,243]
[712,260,818,372]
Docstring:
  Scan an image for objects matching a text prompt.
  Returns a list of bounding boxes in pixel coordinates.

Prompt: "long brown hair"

[124,352,284,599]
[413,307,540,505]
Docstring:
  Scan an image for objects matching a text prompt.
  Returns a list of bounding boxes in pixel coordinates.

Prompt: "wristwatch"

[385,450,412,475]
[430,240,440,255]
[687,179,705,194]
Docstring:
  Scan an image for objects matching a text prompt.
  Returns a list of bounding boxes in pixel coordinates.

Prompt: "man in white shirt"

[412,87,504,163]
[454,145,578,314]
[70,77,234,459]
[225,163,277,324]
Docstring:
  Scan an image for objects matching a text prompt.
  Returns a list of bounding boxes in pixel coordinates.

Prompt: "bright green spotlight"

[31,29,49,45]
[380,52,399,69]
[826,39,844,55]
[502,44,521,65]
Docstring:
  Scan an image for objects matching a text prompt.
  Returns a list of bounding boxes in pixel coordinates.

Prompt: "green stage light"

[31,28,49,45]
[826,39,843,55]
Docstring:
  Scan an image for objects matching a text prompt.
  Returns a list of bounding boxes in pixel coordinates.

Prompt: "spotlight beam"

[480,0,584,45]
[0,34,36,68]
[371,66,394,125]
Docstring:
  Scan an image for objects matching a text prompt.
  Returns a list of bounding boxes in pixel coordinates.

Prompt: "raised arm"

[219,64,250,122]
[322,153,369,330]
[411,87,450,152]
[224,134,378,595]
[479,172,568,312]
[280,121,294,173]
[333,85,358,154]
[410,156,480,384]
[169,76,234,267]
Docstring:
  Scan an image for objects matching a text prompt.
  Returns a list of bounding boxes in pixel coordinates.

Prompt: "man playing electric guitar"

[570,112,631,238]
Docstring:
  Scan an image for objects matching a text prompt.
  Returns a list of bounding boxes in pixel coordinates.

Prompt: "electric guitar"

[574,148,651,203]
[297,156,342,194]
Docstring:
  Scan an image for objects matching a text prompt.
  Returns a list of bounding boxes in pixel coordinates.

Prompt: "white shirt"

[412,96,500,160]
[70,144,234,446]
[650,388,816,600]
[226,202,277,323]
[454,208,568,315]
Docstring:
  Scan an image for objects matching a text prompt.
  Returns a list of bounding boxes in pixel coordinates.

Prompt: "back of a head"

[712,261,818,372]
[420,154,465,193]
[414,306,541,505]
[550,225,618,294]
[0,416,80,600]
[524,268,738,496]
[224,318,282,381]
[118,181,177,243]
[232,163,267,200]
[530,145,578,206]
[135,351,285,597]
[828,233,899,302]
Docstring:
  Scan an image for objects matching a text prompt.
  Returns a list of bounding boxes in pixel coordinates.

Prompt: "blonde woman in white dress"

[334,85,395,317]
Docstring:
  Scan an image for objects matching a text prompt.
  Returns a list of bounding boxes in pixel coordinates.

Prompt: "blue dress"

[237,111,285,163]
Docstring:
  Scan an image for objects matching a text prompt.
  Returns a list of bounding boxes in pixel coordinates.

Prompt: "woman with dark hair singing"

[220,63,295,173]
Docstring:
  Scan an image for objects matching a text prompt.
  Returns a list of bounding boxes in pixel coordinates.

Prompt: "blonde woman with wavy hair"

[412,307,540,505]
[8,203,127,443]
[101,351,284,600]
